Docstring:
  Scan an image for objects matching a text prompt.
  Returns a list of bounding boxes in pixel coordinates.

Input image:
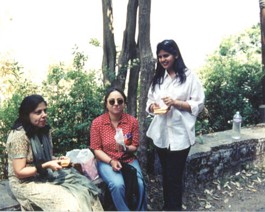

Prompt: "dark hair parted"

[12,94,50,138]
[104,87,127,111]
[151,39,187,92]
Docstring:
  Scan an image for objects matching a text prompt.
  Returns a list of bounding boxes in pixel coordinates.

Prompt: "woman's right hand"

[94,149,122,171]
[110,160,122,171]
[43,160,63,171]
[150,103,160,113]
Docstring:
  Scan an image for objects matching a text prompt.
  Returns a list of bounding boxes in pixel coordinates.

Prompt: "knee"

[108,181,125,192]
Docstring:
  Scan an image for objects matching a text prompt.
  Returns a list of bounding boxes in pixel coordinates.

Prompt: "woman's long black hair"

[12,94,50,138]
[151,39,187,92]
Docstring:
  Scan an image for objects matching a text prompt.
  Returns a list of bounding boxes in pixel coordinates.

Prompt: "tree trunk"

[127,53,140,117]
[137,0,155,170]
[259,0,265,104]
[101,0,116,87]
[113,0,138,89]
[112,0,139,117]
[101,0,154,170]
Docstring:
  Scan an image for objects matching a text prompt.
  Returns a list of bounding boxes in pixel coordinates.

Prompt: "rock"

[0,180,20,211]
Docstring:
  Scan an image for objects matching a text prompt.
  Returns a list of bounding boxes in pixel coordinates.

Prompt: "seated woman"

[6,94,103,211]
[90,87,147,211]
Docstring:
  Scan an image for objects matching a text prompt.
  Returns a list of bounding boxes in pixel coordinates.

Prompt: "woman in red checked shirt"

[90,87,147,211]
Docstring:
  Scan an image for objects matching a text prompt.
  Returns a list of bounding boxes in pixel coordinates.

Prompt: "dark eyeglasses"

[108,98,124,106]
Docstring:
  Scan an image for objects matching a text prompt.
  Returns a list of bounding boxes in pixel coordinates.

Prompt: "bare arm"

[94,149,122,171]
[13,158,63,179]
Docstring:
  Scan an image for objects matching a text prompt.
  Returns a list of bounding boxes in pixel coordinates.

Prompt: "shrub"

[198,24,264,133]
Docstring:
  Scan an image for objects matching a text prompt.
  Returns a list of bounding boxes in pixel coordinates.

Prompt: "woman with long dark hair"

[146,39,205,211]
[6,94,103,211]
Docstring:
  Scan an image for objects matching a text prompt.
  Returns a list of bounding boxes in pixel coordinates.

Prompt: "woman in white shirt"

[146,39,205,211]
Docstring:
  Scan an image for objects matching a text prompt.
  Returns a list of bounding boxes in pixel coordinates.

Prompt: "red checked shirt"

[90,112,139,163]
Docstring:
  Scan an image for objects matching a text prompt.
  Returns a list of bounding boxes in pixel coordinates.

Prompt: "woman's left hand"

[162,96,175,107]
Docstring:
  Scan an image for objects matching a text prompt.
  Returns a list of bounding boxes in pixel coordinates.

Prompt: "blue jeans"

[97,159,147,211]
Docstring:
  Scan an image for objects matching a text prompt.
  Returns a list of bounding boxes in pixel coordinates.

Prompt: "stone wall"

[184,125,265,190]
[1,125,265,210]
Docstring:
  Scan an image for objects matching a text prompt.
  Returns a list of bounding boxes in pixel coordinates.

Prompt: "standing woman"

[6,94,103,211]
[90,87,147,211]
[146,39,205,211]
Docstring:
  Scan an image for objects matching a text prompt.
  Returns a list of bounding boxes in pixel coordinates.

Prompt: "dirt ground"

[146,163,265,211]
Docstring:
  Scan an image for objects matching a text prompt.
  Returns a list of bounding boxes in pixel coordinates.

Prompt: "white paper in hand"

[114,128,126,151]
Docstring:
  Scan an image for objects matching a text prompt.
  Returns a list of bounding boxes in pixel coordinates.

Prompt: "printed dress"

[6,127,103,211]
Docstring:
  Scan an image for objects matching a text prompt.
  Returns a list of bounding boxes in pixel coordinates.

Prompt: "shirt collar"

[164,70,170,79]
[101,112,128,125]
[164,68,190,80]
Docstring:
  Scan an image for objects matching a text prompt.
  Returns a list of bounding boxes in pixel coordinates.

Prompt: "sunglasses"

[108,98,124,106]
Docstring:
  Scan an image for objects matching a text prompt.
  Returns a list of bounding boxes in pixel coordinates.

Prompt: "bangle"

[35,161,48,176]
[108,159,113,166]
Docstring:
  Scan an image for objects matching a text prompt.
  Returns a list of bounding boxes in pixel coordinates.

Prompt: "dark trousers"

[156,146,190,211]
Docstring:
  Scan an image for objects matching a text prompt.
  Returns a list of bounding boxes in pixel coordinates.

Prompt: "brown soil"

[146,164,265,211]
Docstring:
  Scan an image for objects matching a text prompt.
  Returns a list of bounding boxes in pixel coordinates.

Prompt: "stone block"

[0,180,20,211]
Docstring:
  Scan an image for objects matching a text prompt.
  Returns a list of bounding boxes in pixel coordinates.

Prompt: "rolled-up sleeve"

[146,87,156,114]
[186,74,205,117]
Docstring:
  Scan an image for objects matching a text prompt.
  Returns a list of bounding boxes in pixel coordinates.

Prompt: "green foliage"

[72,45,88,70]
[89,38,101,47]
[0,23,263,158]
[0,50,105,156]
[0,61,39,155]
[198,24,263,133]
[42,52,105,154]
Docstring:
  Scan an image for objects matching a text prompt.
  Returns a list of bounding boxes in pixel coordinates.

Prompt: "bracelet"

[35,161,48,176]
[108,159,113,166]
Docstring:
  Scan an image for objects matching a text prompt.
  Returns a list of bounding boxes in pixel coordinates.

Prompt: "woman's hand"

[94,149,123,171]
[110,160,122,171]
[124,145,137,153]
[53,155,69,160]
[43,160,63,171]
[58,155,69,160]
[162,96,175,107]
[149,103,160,113]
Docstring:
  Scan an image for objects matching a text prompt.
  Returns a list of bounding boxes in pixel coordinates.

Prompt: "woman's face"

[29,102,47,128]
[158,49,176,71]
[106,91,125,115]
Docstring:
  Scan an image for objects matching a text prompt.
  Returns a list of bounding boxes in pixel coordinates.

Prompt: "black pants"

[156,146,190,211]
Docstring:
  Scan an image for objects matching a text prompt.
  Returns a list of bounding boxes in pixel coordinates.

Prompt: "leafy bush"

[198,24,264,133]
[42,57,105,154]
[0,61,39,156]
[0,51,105,156]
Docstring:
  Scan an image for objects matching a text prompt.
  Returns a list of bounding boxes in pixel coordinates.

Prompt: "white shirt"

[146,69,205,150]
